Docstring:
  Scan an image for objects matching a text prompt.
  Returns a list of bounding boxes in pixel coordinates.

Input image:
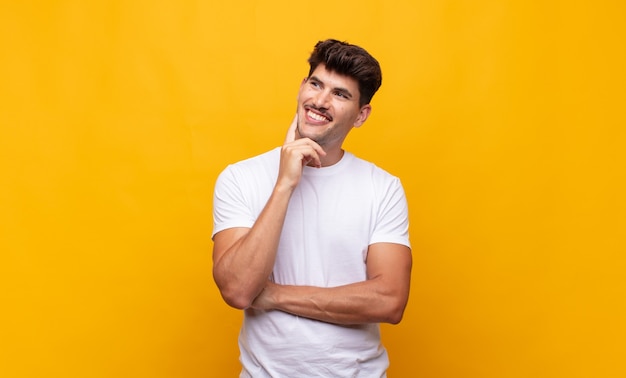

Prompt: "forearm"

[213,185,293,309]
[255,278,409,325]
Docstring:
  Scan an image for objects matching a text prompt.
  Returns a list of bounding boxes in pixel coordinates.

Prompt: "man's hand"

[276,114,326,191]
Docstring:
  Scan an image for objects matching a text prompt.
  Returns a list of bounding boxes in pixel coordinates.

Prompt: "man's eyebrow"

[334,87,353,99]
[310,75,354,99]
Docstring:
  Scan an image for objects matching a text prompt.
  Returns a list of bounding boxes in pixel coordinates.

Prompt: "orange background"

[1,1,624,377]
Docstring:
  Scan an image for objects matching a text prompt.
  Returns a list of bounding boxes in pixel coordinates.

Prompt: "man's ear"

[354,104,372,128]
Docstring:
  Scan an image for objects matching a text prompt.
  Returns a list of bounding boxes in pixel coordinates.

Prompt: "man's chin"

[298,130,324,145]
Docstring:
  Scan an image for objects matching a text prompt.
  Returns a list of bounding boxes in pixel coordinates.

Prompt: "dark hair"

[307,39,382,106]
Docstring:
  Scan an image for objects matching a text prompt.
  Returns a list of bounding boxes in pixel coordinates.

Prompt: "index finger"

[284,114,298,144]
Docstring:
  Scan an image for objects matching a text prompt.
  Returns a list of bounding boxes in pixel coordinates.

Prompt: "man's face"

[296,64,371,149]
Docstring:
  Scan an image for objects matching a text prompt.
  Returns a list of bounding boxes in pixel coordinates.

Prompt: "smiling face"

[296,64,371,151]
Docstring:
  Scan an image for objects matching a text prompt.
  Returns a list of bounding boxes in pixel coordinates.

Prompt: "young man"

[212,39,412,377]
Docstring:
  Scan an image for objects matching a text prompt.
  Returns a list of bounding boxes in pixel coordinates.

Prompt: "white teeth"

[307,110,328,122]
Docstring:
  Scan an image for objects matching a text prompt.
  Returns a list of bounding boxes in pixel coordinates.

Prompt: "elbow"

[386,308,405,325]
[213,276,255,310]
[217,284,256,310]
[222,293,252,310]
[382,298,408,325]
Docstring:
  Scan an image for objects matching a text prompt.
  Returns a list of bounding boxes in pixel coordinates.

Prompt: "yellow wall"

[1,1,624,377]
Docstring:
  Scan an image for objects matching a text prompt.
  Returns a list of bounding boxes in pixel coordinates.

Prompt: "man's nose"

[312,90,331,108]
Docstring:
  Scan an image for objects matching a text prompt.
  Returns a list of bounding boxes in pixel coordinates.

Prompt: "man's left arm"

[250,242,412,325]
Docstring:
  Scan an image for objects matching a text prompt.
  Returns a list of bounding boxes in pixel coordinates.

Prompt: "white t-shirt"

[213,147,410,377]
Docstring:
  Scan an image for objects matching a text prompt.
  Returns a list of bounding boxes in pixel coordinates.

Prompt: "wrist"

[274,180,297,195]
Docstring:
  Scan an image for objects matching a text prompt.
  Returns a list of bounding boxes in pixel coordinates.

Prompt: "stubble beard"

[297,122,335,148]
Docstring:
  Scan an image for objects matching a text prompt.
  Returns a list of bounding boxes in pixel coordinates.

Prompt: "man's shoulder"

[224,147,280,172]
[347,152,400,182]
[215,147,280,194]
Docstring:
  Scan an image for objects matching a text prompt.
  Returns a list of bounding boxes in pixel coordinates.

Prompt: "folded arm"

[251,242,412,325]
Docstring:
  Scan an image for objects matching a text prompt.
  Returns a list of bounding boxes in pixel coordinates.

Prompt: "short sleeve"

[212,166,256,238]
[370,177,411,249]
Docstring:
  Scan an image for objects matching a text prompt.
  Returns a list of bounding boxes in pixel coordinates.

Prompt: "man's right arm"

[212,183,294,309]
[212,116,326,309]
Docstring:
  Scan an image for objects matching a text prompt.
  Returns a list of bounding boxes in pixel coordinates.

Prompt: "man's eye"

[310,81,320,88]
[335,92,347,98]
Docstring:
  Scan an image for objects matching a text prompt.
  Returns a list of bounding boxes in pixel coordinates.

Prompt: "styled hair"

[307,39,382,106]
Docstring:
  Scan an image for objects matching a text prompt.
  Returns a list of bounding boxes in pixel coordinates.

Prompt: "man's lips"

[305,107,332,123]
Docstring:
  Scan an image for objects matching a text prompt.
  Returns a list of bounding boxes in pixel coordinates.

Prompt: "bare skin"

[212,66,412,324]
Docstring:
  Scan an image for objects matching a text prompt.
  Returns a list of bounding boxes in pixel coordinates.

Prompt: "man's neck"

[318,148,344,167]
